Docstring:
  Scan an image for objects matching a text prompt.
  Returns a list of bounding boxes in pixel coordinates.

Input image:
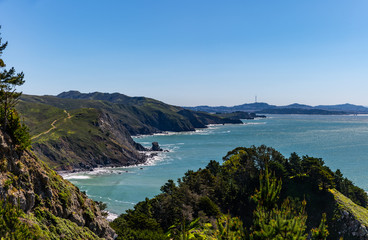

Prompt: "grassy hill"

[17,92,241,170]
[17,100,145,170]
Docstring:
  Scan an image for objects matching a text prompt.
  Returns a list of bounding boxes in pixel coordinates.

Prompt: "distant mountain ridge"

[185,102,368,114]
[57,91,149,106]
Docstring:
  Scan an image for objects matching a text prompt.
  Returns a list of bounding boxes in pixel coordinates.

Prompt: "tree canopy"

[0,26,30,150]
[111,145,368,239]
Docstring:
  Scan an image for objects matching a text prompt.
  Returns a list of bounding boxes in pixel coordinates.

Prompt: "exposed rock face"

[338,209,368,240]
[151,142,162,151]
[0,130,116,239]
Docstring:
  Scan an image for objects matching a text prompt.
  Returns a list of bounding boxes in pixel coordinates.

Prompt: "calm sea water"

[63,114,368,218]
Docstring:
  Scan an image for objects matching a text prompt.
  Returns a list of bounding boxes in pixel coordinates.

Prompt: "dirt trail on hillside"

[32,110,71,140]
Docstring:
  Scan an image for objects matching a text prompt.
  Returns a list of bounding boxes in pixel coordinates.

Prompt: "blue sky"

[1,0,367,106]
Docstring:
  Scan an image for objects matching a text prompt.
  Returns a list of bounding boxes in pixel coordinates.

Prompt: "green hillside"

[17,100,145,170]
[17,92,241,170]
[21,92,242,134]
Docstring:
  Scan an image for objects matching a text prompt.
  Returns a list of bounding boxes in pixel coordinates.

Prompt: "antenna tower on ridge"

[255,95,257,103]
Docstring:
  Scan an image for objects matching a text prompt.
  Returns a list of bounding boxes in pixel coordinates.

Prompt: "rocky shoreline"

[58,122,251,174]
[57,141,166,175]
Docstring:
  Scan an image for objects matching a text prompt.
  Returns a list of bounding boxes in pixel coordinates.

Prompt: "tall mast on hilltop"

[255,95,257,103]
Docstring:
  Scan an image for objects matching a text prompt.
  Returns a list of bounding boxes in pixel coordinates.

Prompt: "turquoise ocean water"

[62,114,368,219]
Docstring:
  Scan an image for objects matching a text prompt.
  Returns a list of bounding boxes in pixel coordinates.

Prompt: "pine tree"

[0,26,25,132]
[250,168,308,240]
[0,26,30,150]
[310,213,329,240]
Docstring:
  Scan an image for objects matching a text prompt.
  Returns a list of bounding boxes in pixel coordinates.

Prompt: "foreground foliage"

[0,199,42,239]
[0,27,31,150]
[111,145,368,239]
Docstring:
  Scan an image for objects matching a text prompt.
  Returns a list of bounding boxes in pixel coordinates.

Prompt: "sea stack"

[151,142,163,151]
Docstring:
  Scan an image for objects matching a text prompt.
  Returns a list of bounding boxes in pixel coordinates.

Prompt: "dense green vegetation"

[0,196,103,239]
[0,26,31,151]
[0,198,43,239]
[111,145,368,239]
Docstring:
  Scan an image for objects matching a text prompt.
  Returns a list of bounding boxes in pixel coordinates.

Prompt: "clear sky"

[0,0,367,106]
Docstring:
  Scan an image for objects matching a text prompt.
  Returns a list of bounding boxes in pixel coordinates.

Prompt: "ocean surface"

[62,114,368,219]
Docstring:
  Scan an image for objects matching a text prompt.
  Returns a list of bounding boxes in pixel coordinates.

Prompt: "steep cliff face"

[0,129,115,239]
[27,107,146,171]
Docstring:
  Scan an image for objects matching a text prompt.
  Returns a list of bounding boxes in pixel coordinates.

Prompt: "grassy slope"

[16,101,66,136]
[330,188,368,227]
[54,91,242,133]
[17,100,144,170]
[20,95,193,134]
[20,93,241,136]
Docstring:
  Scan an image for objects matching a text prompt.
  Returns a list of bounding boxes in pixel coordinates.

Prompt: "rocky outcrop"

[338,209,368,239]
[329,189,368,240]
[0,129,116,239]
[151,142,162,151]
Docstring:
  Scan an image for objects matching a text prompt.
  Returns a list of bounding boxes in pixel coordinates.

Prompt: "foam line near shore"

[60,149,171,180]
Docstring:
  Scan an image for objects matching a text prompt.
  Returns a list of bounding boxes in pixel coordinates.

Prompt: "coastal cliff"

[17,92,241,171]
[0,129,115,239]
[28,107,147,171]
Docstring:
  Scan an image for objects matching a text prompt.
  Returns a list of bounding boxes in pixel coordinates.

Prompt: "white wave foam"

[134,127,217,138]
[140,152,167,166]
[63,175,91,180]
[207,124,223,127]
[106,212,119,221]
[244,122,266,125]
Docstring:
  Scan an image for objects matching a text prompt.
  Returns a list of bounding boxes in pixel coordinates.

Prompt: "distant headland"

[184,102,368,115]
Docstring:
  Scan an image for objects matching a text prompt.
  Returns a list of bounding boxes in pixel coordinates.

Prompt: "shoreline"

[58,150,164,177]
[58,120,252,175]
[132,122,247,138]
[58,122,247,175]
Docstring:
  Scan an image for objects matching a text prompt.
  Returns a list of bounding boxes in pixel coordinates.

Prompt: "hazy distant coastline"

[185,102,368,115]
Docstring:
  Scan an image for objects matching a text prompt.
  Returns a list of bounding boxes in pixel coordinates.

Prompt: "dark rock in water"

[151,142,163,151]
